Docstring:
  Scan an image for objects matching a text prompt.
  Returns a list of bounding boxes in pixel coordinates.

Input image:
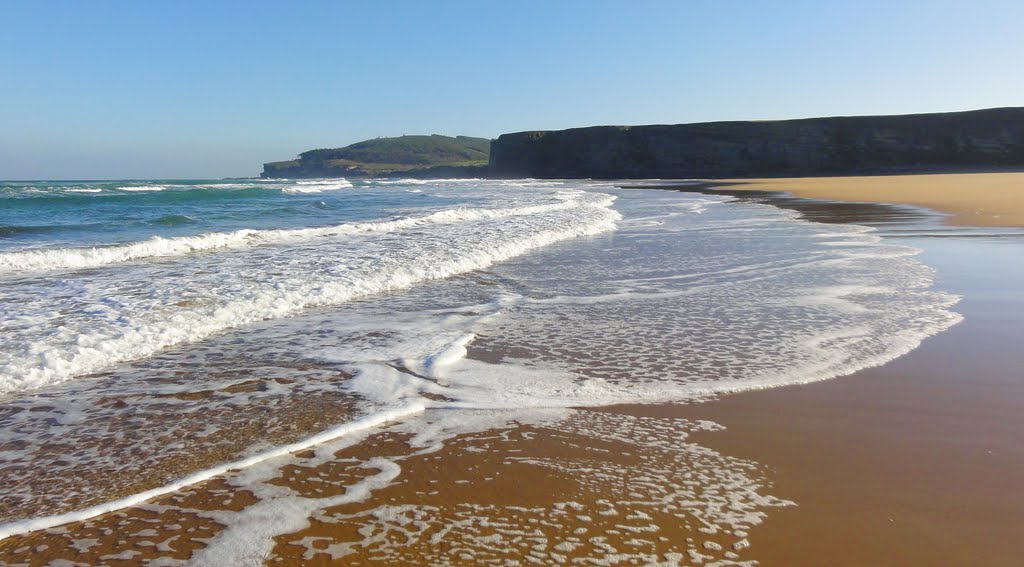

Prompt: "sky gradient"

[3,0,1022,179]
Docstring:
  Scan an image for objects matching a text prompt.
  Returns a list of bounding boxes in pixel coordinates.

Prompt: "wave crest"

[0,193,612,275]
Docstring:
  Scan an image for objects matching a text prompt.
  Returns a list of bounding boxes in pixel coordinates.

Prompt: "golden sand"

[724,172,1024,227]
[0,413,788,565]
[675,316,1024,566]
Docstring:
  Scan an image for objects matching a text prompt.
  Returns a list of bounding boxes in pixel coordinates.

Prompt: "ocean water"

[0,177,962,559]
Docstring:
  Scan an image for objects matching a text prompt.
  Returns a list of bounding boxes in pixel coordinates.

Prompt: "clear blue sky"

[2,0,1022,179]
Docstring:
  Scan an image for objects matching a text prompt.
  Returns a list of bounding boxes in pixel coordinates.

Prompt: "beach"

[0,174,1021,565]
[678,172,1024,565]
[6,0,1023,563]
[727,172,1024,227]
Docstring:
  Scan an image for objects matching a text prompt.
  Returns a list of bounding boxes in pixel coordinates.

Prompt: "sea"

[0,177,962,562]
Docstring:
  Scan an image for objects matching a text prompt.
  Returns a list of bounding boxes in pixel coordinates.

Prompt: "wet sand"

[658,178,1024,564]
[628,295,1024,565]
[2,175,1022,565]
[676,307,1024,566]
[724,172,1024,228]
[0,410,789,565]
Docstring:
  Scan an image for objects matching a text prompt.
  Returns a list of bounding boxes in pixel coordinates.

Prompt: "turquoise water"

[0,177,615,392]
[0,178,484,249]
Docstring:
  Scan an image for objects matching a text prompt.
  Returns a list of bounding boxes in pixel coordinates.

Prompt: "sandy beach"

[726,172,1024,228]
[653,172,1024,564]
[679,304,1024,566]
[1,173,1021,565]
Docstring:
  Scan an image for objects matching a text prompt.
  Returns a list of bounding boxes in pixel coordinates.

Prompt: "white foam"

[194,457,404,566]
[0,402,424,541]
[0,192,611,275]
[373,178,429,185]
[116,185,169,192]
[281,179,354,194]
[0,191,620,393]
[218,409,792,566]
[0,229,261,274]
[421,333,475,378]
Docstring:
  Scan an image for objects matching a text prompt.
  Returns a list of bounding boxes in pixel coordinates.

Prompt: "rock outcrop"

[488,107,1024,178]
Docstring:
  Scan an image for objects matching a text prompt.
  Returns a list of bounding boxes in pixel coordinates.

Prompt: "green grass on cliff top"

[297,134,490,166]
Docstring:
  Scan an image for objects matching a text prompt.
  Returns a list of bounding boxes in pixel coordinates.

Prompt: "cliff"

[263,134,490,178]
[488,108,1024,178]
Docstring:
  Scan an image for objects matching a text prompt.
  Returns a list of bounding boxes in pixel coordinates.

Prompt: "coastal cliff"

[262,135,490,178]
[488,107,1024,178]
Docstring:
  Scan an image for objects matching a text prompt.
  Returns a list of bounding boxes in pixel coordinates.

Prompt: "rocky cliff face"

[489,108,1024,178]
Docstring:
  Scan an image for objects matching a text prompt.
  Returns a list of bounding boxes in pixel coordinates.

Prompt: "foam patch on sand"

[187,410,792,566]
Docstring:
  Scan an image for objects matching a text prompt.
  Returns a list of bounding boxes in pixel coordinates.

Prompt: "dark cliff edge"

[488,107,1024,179]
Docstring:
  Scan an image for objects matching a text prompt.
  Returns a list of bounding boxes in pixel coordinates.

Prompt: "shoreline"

[716,172,1024,228]
[619,172,1024,564]
[673,225,1024,565]
[625,171,1024,228]
[1,174,1021,564]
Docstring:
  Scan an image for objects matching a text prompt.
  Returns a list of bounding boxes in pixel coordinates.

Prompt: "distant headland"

[262,107,1024,179]
[261,135,491,179]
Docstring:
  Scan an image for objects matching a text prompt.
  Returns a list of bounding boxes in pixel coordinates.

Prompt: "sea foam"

[0,193,603,275]
[281,179,354,194]
[0,189,620,393]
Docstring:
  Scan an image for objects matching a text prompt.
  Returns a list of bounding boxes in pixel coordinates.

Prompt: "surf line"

[0,401,426,541]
